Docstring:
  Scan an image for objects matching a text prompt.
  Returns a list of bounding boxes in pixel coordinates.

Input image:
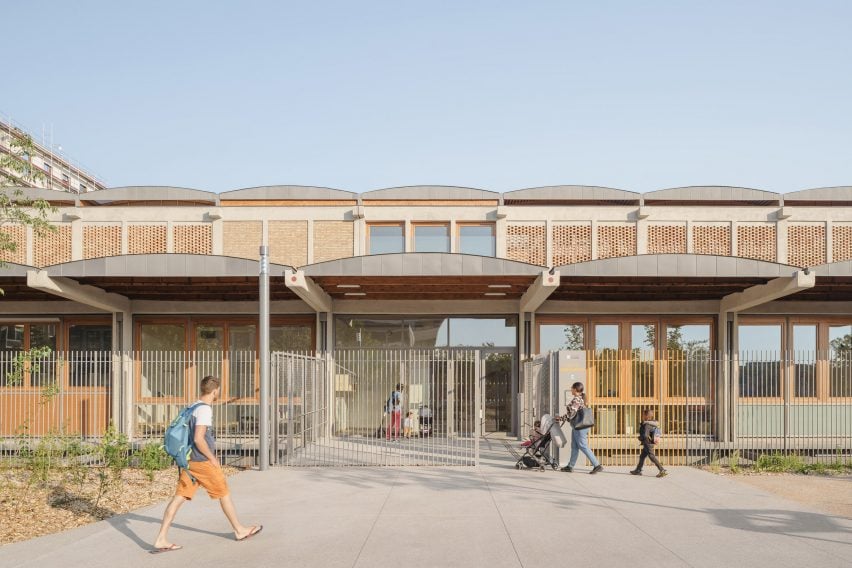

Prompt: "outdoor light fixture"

[487,284,512,288]
[336,284,361,288]
[62,212,81,222]
[344,292,367,296]
[204,212,222,221]
[484,292,507,296]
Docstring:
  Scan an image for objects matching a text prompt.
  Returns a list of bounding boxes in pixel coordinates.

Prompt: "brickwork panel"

[128,224,167,254]
[269,221,308,267]
[552,224,591,265]
[597,224,636,259]
[787,224,826,267]
[693,224,731,256]
[314,221,353,263]
[833,224,852,263]
[648,224,686,254]
[33,224,72,267]
[173,224,212,255]
[737,224,776,262]
[506,223,546,266]
[0,224,26,264]
[224,221,262,260]
[83,224,121,259]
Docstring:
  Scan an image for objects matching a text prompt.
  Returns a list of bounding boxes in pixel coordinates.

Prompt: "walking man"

[152,376,262,554]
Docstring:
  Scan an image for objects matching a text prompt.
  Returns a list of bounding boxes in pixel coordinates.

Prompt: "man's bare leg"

[153,495,187,549]
[218,494,258,539]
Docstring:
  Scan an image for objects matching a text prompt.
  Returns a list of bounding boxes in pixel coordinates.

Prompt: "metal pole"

[259,246,270,470]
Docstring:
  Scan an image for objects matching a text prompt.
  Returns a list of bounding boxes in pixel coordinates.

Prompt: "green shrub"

[755,452,805,473]
[728,450,740,474]
[135,442,171,481]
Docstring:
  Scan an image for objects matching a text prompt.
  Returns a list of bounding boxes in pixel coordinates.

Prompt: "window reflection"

[369,225,404,254]
[458,225,495,257]
[631,324,655,397]
[538,324,584,353]
[829,324,852,397]
[140,324,186,397]
[334,317,516,348]
[793,325,817,397]
[594,324,619,398]
[738,325,781,397]
[667,325,710,398]
[414,225,450,253]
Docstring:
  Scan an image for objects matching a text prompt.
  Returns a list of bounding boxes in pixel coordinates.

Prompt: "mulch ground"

[0,466,241,546]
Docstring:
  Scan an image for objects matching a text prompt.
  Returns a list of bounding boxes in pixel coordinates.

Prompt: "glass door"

[481,349,514,433]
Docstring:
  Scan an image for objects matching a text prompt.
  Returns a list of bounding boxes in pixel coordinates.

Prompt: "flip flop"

[237,525,263,542]
[149,544,183,554]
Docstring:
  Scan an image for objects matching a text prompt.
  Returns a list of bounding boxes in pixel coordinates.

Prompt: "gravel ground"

[0,466,241,546]
[730,473,852,519]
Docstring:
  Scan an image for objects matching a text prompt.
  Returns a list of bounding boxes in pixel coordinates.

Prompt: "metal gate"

[271,349,482,466]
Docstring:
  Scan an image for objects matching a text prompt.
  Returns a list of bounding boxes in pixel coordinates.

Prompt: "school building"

[1,184,851,465]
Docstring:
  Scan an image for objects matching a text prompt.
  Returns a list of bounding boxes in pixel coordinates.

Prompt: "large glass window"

[538,324,584,353]
[140,324,186,398]
[271,325,314,352]
[738,325,781,397]
[195,325,224,386]
[458,224,495,257]
[67,324,110,387]
[0,325,25,386]
[594,324,619,398]
[666,325,711,398]
[369,224,404,254]
[0,324,57,387]
[829,324,852,397]
[793,325,817,397]
[630,324,655,397]
[414,224,450,253]
[229,325,256,399]
[335,317,516,348]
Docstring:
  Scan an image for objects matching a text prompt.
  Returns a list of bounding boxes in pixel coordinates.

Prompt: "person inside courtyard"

[385,383,404,441]
[151,375,262,554]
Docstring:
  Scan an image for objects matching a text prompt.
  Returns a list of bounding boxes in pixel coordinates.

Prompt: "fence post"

[475,350,481,467]
[259,246,270,470]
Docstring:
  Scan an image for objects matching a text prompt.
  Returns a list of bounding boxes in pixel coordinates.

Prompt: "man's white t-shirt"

[192,401,213,426]
[189,400,215,461]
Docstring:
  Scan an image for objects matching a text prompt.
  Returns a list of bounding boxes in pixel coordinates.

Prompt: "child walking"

[630,409,667,478]
[403,411,413,438]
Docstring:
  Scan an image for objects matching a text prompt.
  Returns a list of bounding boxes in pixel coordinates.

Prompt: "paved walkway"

[2,439,850,568]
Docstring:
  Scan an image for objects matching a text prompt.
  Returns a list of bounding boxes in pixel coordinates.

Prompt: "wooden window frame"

[736,317,786,403]
[63,318,112,391]
[0,321,60,390]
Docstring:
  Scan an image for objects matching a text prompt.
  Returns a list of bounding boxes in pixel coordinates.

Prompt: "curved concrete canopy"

[556,254,800,278]
[783,186,852,202]
[503,185,640,203]
[359,185,499,200]
[79,186,218,203]
[0,262,38,277]
[219,185,357,200]
[43,254,291,278]
[643,186,780,203]
[812,260,852,277]
[0,186,77,203]
[303,253,543,277]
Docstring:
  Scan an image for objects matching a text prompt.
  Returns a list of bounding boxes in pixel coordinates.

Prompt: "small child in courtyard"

[630,409,667,477]
[521,420,543,447]
[403,411,413,438]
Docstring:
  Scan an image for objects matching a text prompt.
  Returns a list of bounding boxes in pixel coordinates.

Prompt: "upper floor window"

[413,224,449,253]
[458,223,495,257]
[368,224,404,255]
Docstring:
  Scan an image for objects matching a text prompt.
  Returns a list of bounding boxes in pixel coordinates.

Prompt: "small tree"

[1,132,55,292]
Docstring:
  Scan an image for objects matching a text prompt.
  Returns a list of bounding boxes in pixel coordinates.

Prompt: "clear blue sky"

[4,1,851,193]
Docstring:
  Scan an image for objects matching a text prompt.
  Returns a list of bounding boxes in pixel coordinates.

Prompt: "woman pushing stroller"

[556,382,603,474]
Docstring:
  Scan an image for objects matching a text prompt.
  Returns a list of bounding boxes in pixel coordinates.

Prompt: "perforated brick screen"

[692,224,731,256]
[128,224,167,254]
[506,223,546,266]
[832,224,852,262]
[0,224,26,264]
[33,224,72,267]
[787,224,826,267]
[173,224,212,255]
[597,224,636,259]
[552,224,592,265]
[737,224,776,262]
[83,224,121,259]
[648,224,687,254]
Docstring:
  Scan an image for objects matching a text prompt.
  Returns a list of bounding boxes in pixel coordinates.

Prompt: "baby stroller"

[509,414,561,471]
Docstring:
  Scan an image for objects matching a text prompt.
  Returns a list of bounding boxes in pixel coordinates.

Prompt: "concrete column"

[120,221,129,255]
[686,221,694,254]
[306,219,315,264]
[211,219,223,255]
[354,218,366,256]
[450,220,458,253]
[636,220,648,255]
[730,221,738,257]
[115,312,134,439]
[545,219,553,267]
[776,219,788,265]
[826,220,833,263]
[590,221,598,260]
[495,216,507,258]
[166,221,174,253]
[404,219,412,253]
[70,220,83,260]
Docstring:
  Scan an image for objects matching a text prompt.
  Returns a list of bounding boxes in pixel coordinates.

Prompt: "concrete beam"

[26,270,131,313]
[284,269,333,313]
[520,270,560,313]
[720,270,815,313]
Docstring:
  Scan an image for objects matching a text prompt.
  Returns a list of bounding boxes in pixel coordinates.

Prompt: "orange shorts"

[175,460,229,500]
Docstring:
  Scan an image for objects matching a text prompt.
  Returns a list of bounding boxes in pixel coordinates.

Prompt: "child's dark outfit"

[631,420,667,477]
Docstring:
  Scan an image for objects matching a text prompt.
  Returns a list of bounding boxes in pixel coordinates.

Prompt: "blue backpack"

[164,402,208,470]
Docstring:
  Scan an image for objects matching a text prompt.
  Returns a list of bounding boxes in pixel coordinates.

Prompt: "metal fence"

[523,350,852,467]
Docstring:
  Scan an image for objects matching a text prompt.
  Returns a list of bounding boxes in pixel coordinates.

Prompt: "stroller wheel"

[551,463,559,470]
[515,462,521,470]
[539,466,545,471]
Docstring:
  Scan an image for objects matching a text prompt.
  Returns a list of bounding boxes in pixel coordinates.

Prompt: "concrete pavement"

[1,439,850,568]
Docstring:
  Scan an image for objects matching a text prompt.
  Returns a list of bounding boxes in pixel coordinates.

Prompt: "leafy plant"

[4,345,54,387]
[756,452,805,473]
[93,423,129,507]
[709,450,721,474]
[728,450,740,474]
[135,442,171,482]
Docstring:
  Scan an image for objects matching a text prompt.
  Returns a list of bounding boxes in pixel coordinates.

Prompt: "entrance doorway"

[482,349,514,433]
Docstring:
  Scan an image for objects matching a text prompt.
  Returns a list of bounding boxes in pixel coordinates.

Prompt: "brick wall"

[83,224,121,259]
[597,224,636,259]
[648,224,687,254]
[174,224,212,255]
[33,224,72,267]
[269,221,308,267]
[552,224,591,265]
[737,224,776,262]
[832,224,852,262]
[223,221,263,260]
[0,224,26,264]
[692,224,731,256]
[506,223,546,266]
[128,224,167,254]
[787,224,826,267]
[313,221,353,263]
